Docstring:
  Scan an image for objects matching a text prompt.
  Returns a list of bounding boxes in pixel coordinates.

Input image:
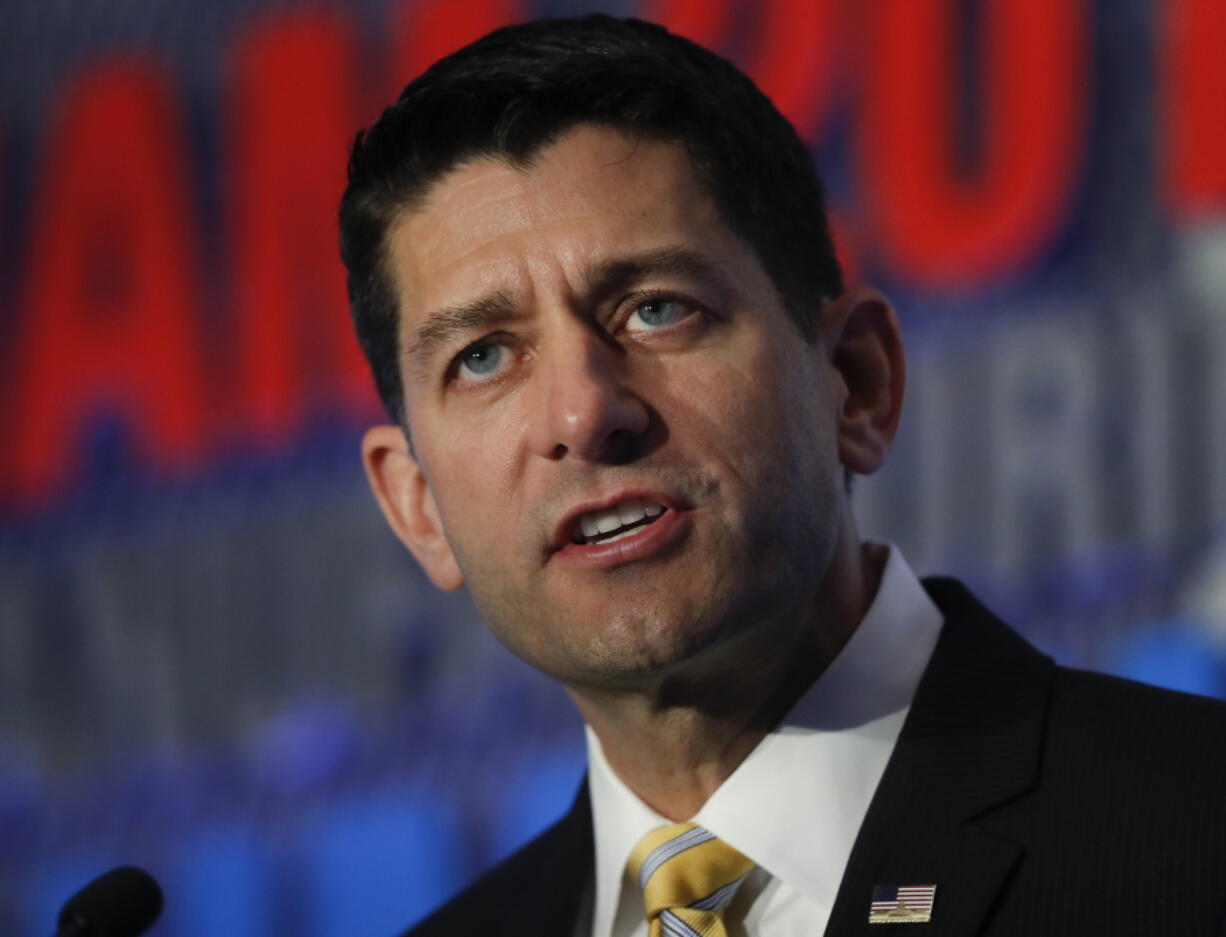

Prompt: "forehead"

[385,125,733,326]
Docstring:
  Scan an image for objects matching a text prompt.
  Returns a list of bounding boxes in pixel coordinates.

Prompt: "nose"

[528,326,650,462]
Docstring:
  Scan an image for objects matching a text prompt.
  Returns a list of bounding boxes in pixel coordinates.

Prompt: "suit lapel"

[528,782,595,937]
[824,578,1054,936]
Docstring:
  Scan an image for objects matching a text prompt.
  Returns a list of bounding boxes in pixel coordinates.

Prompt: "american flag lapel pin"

[868,884,937,924]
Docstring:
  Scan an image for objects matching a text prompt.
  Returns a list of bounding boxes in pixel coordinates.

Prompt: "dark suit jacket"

[405,578,1226,936]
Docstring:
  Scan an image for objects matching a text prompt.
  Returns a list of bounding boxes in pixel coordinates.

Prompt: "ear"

[361,425,464,591]
[818,286,906,476]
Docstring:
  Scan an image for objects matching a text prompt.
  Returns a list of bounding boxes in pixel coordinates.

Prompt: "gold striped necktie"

[627,822,755,937]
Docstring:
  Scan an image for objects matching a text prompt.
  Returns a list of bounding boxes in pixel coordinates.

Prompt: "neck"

[568,527,886,821]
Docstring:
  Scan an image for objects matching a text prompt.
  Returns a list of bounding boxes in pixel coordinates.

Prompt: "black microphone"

[54,866,163,937]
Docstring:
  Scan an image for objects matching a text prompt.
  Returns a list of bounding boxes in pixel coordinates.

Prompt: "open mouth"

[570,497,667,546]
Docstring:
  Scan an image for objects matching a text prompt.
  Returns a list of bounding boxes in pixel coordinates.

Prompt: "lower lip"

[553,509,690,570]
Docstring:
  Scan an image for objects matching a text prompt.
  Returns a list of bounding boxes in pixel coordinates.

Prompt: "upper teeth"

[576,498,664,541]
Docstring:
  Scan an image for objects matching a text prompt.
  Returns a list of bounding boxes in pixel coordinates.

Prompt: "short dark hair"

[339,14,844,426]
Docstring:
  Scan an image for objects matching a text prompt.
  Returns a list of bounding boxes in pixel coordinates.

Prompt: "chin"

[469,563,772,688]
[544,600,744,689]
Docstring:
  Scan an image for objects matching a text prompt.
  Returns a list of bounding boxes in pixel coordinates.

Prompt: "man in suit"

[339,14,1226,937]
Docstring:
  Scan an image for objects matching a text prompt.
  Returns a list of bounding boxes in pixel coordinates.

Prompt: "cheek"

[656,339,839,515]
[423,413,525,532]
[655,342,801,454]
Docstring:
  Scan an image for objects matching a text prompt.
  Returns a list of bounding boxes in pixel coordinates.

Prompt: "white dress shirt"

[582,545,944,937]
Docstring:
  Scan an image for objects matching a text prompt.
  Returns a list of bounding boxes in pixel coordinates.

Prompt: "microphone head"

[57,866,163,937]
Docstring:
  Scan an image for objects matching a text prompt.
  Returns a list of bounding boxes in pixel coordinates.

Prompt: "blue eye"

[627,297,687,332]
[457,342,504,379]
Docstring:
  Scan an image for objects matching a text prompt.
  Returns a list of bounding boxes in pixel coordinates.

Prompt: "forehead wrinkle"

[406,289,518,383]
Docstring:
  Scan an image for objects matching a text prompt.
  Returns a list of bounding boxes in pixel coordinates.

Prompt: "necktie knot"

[627,822,754,937]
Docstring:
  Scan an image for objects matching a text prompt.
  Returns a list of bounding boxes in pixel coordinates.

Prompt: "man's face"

[376,125,851,691]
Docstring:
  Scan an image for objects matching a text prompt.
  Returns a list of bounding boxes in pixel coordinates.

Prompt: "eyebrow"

[405,246,735,381]
[583,246,736,303]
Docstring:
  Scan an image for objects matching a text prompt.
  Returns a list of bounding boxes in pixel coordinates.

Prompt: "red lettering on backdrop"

[392,0,523,87]
[745,0,839,142]
[228,10,374,447]
[1162,0,1226,216]
[642,0,840,143]
[8,61,204,506]
[861,0,1084,286]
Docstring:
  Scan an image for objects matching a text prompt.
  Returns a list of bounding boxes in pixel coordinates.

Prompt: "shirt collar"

[585,544,944,937]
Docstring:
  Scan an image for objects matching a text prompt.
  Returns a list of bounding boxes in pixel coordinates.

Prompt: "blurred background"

[2,0,1225,934]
